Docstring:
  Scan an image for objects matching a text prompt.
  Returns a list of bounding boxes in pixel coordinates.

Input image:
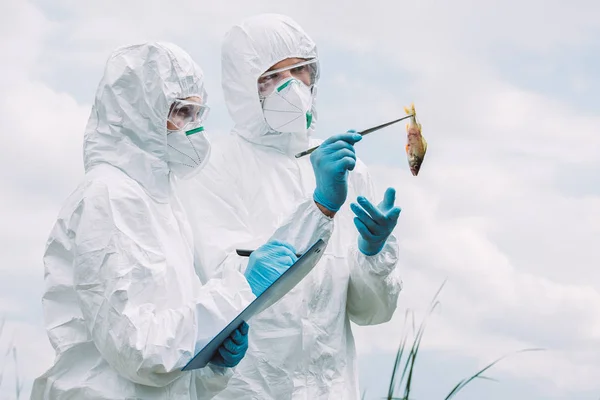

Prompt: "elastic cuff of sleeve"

[269,197,335,254]
[352,234,400,277]
[306,200,335,242]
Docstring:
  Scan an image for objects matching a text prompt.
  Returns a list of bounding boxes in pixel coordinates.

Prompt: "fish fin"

[404,103,416,115]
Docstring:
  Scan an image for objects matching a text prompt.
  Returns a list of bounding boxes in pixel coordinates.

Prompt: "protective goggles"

[257,58,320,99]
[167,99,210,133]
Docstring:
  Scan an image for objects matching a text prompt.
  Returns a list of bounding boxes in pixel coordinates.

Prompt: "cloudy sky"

[1,0,599,399]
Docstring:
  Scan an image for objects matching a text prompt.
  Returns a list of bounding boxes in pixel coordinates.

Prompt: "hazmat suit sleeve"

[179,155,334,283]
[345,162,403,326]
[72,180,253,389]
[267,198,334,255]
[212,197,333,280]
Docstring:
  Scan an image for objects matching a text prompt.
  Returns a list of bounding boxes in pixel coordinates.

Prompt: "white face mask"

[166,126,211,180]
[262,78,313,134]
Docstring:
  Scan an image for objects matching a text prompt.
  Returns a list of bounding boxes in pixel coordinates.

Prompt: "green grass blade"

[444,348,545,400]
[387,309,412,399]
[399,280,446,399]
[396,310,416,395]
[477,375,500,382]
[0,343,11,390]
[402,300,442,398]
[13,346,21,399]
[0,322,13,391]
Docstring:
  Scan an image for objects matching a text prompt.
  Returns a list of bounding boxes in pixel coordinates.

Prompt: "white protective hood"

[221,13,319,155]
[83,41,208,202]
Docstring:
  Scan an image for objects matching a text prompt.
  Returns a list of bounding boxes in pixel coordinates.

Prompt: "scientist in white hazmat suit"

[30,41,298,400]
[176,14,403,399]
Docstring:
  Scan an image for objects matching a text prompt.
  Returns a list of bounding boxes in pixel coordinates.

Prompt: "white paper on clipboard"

[182,238,326,371]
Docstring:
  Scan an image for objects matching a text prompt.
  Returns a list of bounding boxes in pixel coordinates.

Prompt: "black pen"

[236,249,302,257]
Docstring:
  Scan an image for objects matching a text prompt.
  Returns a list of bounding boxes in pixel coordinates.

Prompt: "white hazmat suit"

[30,42,254,400]
[175,14,403,399]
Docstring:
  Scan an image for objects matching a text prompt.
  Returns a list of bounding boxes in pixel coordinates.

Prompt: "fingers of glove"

[272,255,295,271]
[357,196,386,223]
[272,245,298,262]
[217,346,236,366]
[379,187,397,211]
[334,155,357,173]
[253,247,294,267]
[219,342,247,366]
[222,337,245,356]
[239,321,249,336]
[247,245,268,264]
[353,217,378,242]
[386,207,402,224]
[265,240,297,257]
[230,326,248,346]
[321,131,362,147]
[350,203,379,233]
[263,249,296,268]
[323,150,356,174]
[320,139,359,155]
[229,329,242,345]
[328,148,356,165]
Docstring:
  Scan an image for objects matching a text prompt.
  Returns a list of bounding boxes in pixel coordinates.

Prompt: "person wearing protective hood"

[30,41,298,400]
[175,14,403,400]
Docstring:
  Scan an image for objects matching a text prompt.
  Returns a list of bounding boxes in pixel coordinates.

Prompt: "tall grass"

[362,281,544,400]
[0,316,23,399]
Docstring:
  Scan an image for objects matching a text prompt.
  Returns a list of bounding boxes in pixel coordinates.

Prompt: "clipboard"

[182,238,326,371]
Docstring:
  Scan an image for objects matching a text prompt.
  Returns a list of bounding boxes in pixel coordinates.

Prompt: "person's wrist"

[314,200,336,218]
[312,190,338,217]
[358,237,385,256]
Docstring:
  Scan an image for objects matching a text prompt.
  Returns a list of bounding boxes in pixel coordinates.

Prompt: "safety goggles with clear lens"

[167,99,210,133]
[257,58,320,99]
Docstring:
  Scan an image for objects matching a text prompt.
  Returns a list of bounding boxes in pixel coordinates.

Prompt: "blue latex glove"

[244,240,298,297]
[210,321,249,368]
[311,131,363,212]
[350,187,402,256]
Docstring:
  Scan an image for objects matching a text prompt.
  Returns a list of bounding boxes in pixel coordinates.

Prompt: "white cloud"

[0,0,51,82]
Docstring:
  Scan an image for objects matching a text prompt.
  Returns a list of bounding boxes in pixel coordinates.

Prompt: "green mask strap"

[185,126,205,136]
[306,112,313,129]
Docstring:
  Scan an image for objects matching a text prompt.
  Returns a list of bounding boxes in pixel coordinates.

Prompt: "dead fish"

[404,103,427,176]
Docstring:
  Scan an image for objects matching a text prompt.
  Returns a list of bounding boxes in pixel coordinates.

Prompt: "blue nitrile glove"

[210,322,249,367]
[350,187,402,256]
[311,131,363,213]
[244,240,298,297]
